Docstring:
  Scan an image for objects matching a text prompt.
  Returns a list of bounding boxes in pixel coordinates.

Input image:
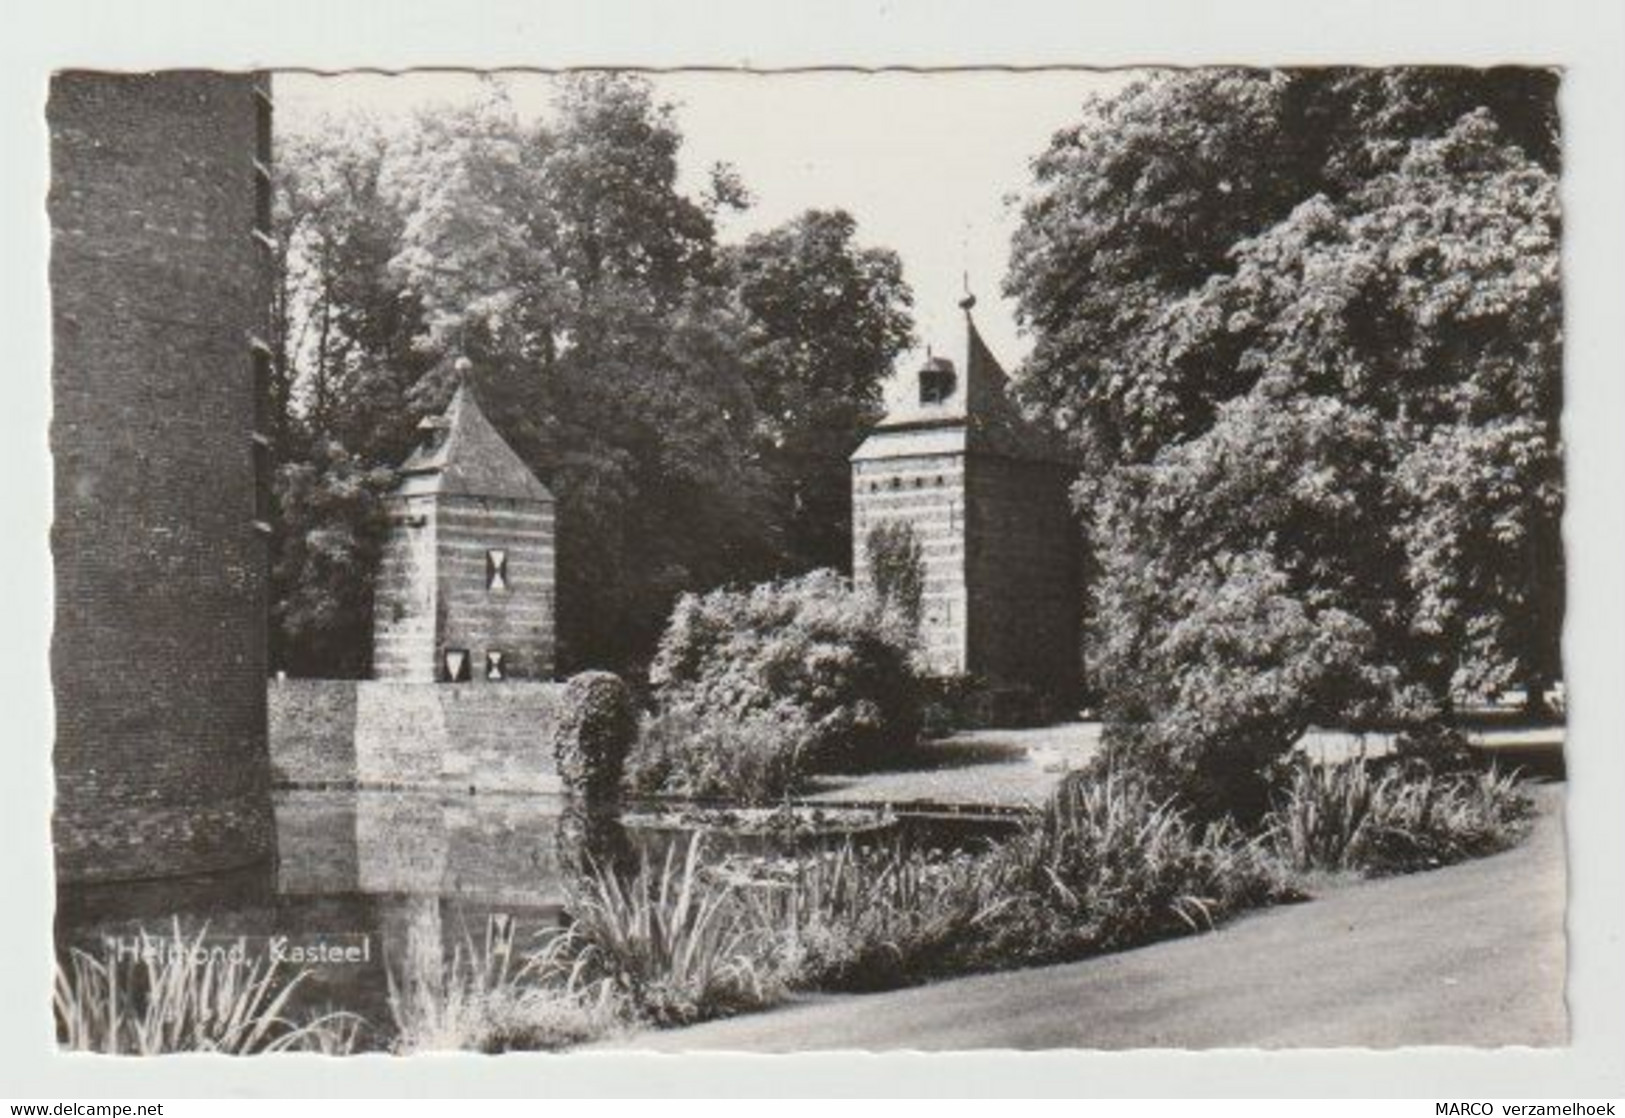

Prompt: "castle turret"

[372,370,557,683]
[50,72,277,882]
[851,303,1080,696]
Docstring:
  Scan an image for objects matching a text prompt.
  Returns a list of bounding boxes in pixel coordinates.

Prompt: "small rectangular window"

[251,438,272,523]
[486,548,509,591]
[251,344,273,435]
[485,651,505,681]
[442,648,471,683]
[254,89,273,167]
[254,166,273,236]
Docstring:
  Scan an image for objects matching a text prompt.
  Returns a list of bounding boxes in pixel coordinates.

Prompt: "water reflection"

[56,789,575,1044]
[54,787,1010,1049]
[272,788,568,908]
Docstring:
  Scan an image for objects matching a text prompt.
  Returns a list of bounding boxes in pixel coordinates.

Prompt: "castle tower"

[49,72,277,882]
[851,302,1081,696]
[372,371,556,683]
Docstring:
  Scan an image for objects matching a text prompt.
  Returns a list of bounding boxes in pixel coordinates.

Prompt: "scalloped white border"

[3,0,1622,1098]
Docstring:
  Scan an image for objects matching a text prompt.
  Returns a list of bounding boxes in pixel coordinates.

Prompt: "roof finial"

[959,272,976,313]
[453,355,473,383]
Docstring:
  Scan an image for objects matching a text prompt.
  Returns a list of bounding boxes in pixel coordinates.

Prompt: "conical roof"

[853,306,1072,464]
[396,382,554,502]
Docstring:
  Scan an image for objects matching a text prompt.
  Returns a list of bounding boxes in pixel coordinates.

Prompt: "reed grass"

[1267,756,1531,874]
[969,768,1290,966]
[387,915,623,1053]
[739,840,1002,990]
[62,757,1531,1054]
[53,922,361,1055]
[717,768,1289,991]
[564,837,787,1025]
[376,757,1534,1049]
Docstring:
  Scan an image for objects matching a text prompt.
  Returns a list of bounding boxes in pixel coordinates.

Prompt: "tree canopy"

[1005,67,1563,806]
[270,76,915,676]
[727,209,914,572]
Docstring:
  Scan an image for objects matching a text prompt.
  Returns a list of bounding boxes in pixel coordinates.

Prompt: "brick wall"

[964,457,1082,696]
[373,494,437,682]
[436,495,555,681]
[373,493,555,683]
[269,680,564,793]
[853,440,1081,696]
[49,72,274,883]
[852,451,968,675]
[266,680,358,785]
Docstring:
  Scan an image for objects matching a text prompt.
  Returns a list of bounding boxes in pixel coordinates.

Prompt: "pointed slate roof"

[395,382,554,502]
[852,305,1073,464]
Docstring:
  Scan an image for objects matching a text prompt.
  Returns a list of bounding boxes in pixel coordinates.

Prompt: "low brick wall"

[268,679,358,785]
[269,680,564,793]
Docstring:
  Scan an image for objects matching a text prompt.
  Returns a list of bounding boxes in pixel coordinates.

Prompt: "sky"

[274,68,1140,389]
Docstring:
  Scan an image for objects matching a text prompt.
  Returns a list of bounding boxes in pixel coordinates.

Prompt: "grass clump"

[563,837,788,1026]
[388,917,623,1054]
[54,922,361,1055]
[745,842,1003,991]
[1266,754,1532,875]
[975,768,1292,967]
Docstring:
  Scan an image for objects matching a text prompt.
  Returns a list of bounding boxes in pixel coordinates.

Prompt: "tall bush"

[649,569,921,771]
[553,671,638,802]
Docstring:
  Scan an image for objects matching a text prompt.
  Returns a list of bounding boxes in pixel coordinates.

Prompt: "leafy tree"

[1007,67,1558,478]
[1005,68,1562,807]
[381,78,772,671]
[1177,109,1565,702]
[1089,395,1431,818]
[268,121,433,674]
[728,210,915,572]
[270,443,396,677]
[270,77,913,677]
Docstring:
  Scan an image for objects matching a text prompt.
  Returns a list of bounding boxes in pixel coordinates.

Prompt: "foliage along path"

[609,781,1566,1050]
[804,720,1564,809]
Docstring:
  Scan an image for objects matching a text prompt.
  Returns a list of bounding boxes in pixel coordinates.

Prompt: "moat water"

[54,788,1018,1048]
